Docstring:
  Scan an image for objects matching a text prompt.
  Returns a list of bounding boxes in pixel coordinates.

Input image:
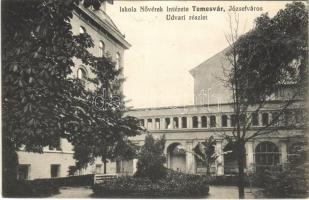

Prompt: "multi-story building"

[127,49,305,175]
[17,2,131,180]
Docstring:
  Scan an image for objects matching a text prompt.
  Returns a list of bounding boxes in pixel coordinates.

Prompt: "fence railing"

[94,174,118,185]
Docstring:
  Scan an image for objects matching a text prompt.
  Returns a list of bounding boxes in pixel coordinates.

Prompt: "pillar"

[188,116,192,129]
[152,118,156,130]
[170,117,173,129]
[161,118,165,130]
[216,141,224,176]
[216,114,221,128]
[179,117,182,129]
[186,141,195,174]
[198,116,202,128]
[280,141,288,164]
[132,158,138,174]
[246,141,254,171]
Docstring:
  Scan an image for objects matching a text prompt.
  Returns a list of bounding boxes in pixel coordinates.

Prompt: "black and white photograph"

[2,0,308,198]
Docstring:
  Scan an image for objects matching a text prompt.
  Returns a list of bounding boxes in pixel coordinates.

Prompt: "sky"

[107,1,292,109]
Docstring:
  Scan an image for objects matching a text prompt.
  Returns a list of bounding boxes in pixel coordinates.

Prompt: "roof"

[75,4,131,49]
[189,47,229,77]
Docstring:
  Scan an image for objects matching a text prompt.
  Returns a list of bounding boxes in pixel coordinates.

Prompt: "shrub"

[93,170,209,198]
[3,179,59,197]
[135,134,166,181]
[255,165,308,198]
[36,174,94,187]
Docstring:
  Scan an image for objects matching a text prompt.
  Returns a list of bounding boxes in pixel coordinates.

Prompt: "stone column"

[152,118,156,130]
[188,116,192,129]
[186,141,195,174]
[198,116,202,128]
[161,118,165,130]
[169,117,172,129]
[216,114,221,128]
[280,141,288,164]
[179,117,182,129]
[216,141,224,176]
[246,141,254,170]
[258,113,263,127]
[132,158,138,174]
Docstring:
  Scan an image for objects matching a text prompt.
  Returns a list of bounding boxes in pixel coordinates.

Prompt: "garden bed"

[93,170,209,198]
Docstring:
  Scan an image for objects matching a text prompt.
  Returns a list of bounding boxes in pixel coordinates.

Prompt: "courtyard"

[51,186,265,199]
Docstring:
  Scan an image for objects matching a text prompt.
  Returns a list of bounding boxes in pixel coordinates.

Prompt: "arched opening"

[115,52,121,70]
[77,67,87,80]
[99,40,105,57]
[79,26,86,34]
[255,141,280,172]
[223,142,246,174]
[167,143,186,172]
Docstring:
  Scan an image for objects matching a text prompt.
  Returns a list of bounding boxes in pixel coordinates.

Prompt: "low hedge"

[36,174,94,187]
[93,170,209,198]
[3,179,59,197]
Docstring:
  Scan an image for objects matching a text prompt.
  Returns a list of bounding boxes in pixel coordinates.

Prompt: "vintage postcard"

[2,0,308,198]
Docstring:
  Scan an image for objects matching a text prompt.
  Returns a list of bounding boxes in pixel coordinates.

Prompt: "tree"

[2,0,141,192]
[135,134,167,181]
[193,136,218,176]
[223,2,307,198]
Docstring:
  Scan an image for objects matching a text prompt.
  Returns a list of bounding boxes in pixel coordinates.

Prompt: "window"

[140,119,145,127]
[165,118,170,129]
[155,118,160,130]
[221,115,227,127]
[192,116,198,128]
[181,117,187,128]
[262,113,269,126]
[99,41,105,57]
[51,164,60,178]
[79,26,86,34]
[255,142,280,167]
[116,160,121,173]
[173,117,179,129]
[252,112,259,126]
[210,115,216,127]
[68,166,75,176]
[95,164,102,174]
[18,165,30,180]
[147,119,152,129]
[231,114,236,127]
[49,138,61,151]
[77,68,87,80]
[272,112,279,126]
[115,53,121,70]
[284,111,292,126]
[201,116,207,128]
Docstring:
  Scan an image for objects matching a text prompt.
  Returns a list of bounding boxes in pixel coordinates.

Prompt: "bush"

[93,170,209,198]
[36,174,94,187]
[135,134,166,181]
[3,179,59,197]
[254,165,308,198]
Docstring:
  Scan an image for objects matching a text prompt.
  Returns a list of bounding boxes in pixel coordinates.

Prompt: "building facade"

[17,3,131,180]
[127,49,305,176]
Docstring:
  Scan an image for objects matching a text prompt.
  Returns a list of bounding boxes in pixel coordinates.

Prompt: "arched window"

[262,113,269,126]
[77,68,87,80]
[221,115,227,127]
[255,142,280,167]
[181,117,187,128]
[79,26,86,34]
[201,116,207,127]
[99,41,105,57]
[173,117,179,129]
[192,116,198,128]
[210,115,216,127]
[115,53,121,70]
[147,119,152,129]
